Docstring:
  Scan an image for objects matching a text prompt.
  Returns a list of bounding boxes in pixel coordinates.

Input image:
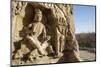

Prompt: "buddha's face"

[34,13,42,22]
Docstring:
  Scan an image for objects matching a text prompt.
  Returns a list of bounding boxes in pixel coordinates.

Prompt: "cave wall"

[12,0,80,65]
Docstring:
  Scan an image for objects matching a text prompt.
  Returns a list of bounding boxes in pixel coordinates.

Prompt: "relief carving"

[12,1,80,65]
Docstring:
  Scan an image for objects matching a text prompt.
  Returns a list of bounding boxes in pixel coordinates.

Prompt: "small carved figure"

[54,17,67,57]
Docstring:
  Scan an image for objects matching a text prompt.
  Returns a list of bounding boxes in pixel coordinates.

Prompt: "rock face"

[12,0,80,65]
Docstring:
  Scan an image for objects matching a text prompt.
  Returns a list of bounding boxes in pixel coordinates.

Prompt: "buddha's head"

[33,9,42,22]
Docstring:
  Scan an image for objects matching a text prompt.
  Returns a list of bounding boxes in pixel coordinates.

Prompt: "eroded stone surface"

[12,0,80,65]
